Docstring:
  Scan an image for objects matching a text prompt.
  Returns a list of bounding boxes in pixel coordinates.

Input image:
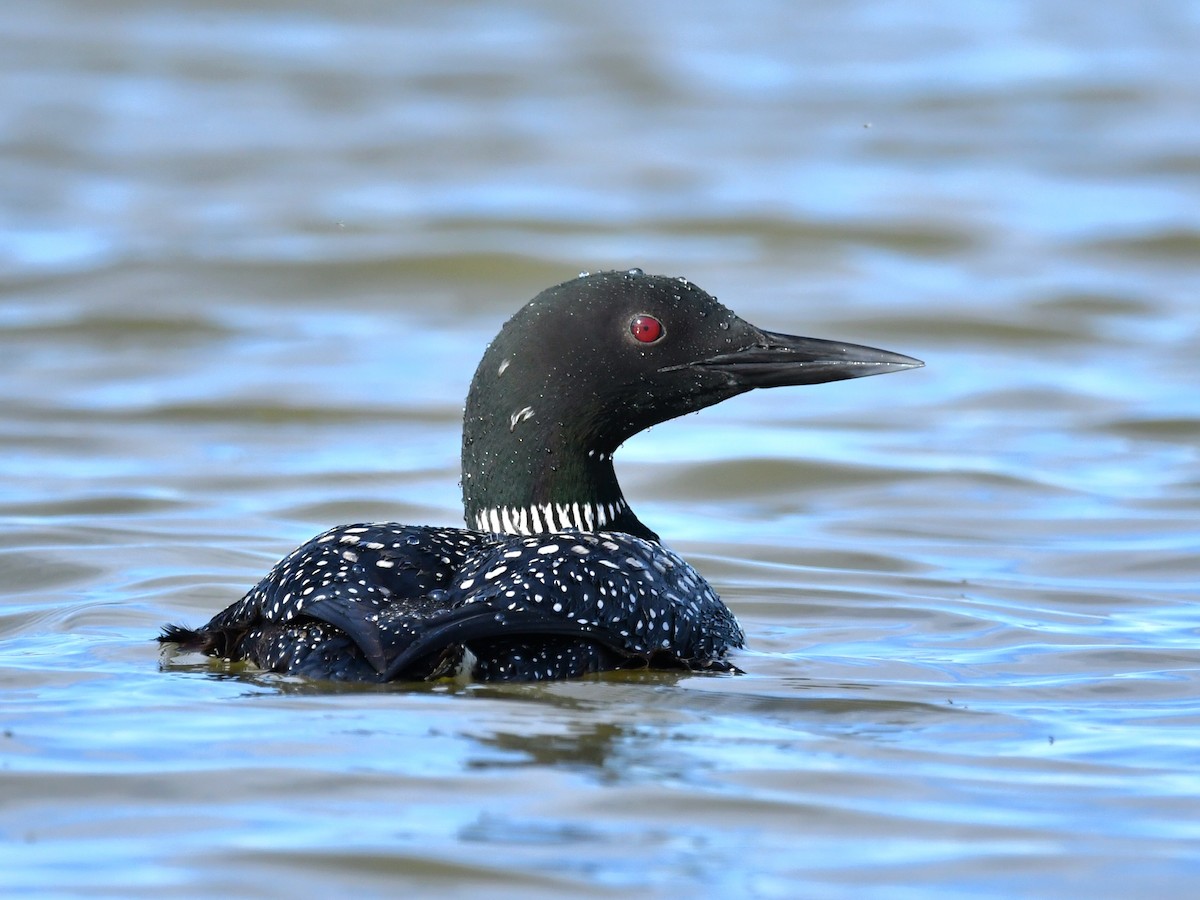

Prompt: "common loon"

[159,270,921,682]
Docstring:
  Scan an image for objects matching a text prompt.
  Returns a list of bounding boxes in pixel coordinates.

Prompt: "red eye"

[630,314,664,344]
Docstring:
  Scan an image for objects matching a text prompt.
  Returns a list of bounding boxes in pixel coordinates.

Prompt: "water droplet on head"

[718,321,730,330]
[578,270,590,278]
[627,267,644,276]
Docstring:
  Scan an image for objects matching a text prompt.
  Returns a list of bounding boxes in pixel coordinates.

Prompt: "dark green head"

[461,270,921,540]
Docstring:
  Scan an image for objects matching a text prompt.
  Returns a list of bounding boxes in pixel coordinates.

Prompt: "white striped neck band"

[472,499,629,535]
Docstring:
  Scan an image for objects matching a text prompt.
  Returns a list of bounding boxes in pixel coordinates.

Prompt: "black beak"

[688,329,924,388]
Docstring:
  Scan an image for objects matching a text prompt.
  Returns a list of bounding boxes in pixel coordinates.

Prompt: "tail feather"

[158,624,218,654]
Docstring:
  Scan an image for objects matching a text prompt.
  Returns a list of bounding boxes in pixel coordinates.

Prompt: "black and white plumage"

[160,270,921,682]
[164,522,738,681]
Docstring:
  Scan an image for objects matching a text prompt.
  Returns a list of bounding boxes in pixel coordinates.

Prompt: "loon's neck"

[461,421,658,542]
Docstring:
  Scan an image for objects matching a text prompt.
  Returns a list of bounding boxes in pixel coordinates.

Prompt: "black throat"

[460,404,659,542]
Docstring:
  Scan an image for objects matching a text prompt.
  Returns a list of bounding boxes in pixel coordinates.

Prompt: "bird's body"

[163,521,739,682]
[160,270,920,682]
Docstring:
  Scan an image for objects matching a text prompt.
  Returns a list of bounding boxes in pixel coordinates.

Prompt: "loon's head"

[461,269,922,540]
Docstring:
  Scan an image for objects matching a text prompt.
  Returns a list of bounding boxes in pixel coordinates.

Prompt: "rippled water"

[2,1,1198,896]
